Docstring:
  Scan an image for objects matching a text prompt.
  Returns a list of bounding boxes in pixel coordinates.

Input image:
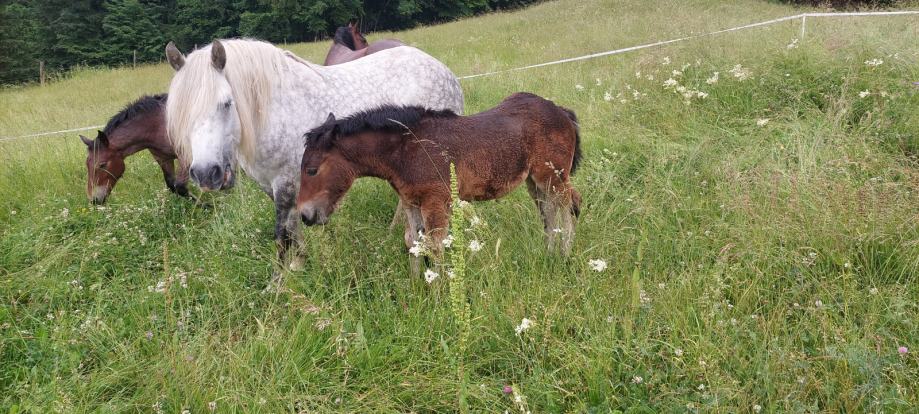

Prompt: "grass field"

[2,0,919,411]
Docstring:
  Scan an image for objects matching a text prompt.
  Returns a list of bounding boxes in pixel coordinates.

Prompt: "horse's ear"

[325,112,336,124]
[165,41,185,71]
[211,40,226,71]
[96,130,109,147]
[79,134,94,147]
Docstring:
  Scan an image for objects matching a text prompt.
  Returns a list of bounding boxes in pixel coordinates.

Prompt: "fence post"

[800,15,806,39]
[133,50,137,69]
[39,60,45,86]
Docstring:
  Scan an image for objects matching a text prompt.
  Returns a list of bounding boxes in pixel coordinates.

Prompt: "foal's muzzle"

[190,163,235,191]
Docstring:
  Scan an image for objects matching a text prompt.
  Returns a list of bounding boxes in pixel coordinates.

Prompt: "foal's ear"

[324,112,336,124]
[79,134,94,147]
[211,40,227,71]
[95,130,109,147]
[165,41,185,71]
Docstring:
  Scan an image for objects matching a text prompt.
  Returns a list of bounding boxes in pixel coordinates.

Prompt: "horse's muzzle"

[191,163,235,191]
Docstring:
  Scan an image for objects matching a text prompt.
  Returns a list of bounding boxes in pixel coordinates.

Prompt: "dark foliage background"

[0,0,540,85]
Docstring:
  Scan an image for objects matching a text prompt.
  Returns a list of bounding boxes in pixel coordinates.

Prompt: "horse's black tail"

[560,107,582,176]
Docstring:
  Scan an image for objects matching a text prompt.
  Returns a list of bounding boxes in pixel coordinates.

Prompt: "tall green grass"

[2,0,919,411]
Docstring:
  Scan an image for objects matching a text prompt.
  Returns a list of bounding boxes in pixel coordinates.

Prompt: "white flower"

[729,64,751,81]
[468,240,483,252]
[408,242,424,257]
[663,78,678,88]
[575,84,585,91]
[588,259,608,272]
[753,404,762,413]
[756,118,770,127]
[552,228,562,233]
[603,91,612,102]
[634,71,642,78]
[645,74,655,81]
[662,56,671,65]
[697,383,706,391]
[441,234,454,248]
[869,287,878,295]
[515,318,533,336]
[208,401,217,412]
[595,78,602,86]
[858,90,871,98]
[671,69,683,77]
[864,58,883,67]
[695,91,708,99]
[632,376,643,384]
[469,215,482,227]
[424,269,439,284]
[705,72,720,84]
[60,208,70,218]
[786,38,799,49]
[674,348,684,357]
[675,85,687,93]
[814,299,823,307]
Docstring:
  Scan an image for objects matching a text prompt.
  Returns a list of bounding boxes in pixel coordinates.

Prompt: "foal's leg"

[403,203,425,277]
[420,199,450,262]
[153,155,179,194]
[528,175,577,254]
[173,156,191,197]
[389,199,407,230]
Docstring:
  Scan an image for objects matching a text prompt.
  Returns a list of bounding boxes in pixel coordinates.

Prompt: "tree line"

[0,0,539,85]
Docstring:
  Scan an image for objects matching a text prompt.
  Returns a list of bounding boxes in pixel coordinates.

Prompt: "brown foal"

[80,94,189,204]
[297,92,582,274]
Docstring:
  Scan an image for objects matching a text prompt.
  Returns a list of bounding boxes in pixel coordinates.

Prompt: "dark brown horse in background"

[323,22,406,65]
[297,92,583,275]
[80,94,189,204]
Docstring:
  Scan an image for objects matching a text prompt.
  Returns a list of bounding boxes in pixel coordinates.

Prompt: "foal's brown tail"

[560,106,582,175]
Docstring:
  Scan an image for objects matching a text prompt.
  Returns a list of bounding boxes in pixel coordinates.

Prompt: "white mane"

[166,39,288,163]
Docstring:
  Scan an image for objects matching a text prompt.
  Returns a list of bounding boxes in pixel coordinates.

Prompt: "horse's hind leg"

[389,199,407,230]
[403,203,425,277]
[528,175,577,255]
[526,177,556,249]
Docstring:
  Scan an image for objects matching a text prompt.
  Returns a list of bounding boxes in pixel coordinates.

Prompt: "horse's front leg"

[173,156,191,197]
[153,154,179,194]
[272,184,304,271]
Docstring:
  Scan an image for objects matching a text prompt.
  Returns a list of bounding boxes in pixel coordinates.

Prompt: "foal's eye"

[98,162,108,170]
[306,168,318,176]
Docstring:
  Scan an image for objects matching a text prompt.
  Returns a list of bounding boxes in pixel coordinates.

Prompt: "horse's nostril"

[209,165,223,183]
[301,212,315,225]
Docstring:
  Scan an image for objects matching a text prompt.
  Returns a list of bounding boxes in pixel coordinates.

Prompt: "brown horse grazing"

[80,94,189,204]
[323,22,405,65]
[297,92,583,274]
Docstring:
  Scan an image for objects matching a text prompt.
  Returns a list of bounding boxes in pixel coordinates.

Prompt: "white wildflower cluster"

[662,76,708,104]
[515,317,534,336]
[729,64,752,81]
[864,58,883,67]
[858,90,871,98]
[408,231,429,257]
[706,71,720,85]
[588,259,608,272]
[756,118,770,127]
[424,269,439,284]
[786,38,799,49]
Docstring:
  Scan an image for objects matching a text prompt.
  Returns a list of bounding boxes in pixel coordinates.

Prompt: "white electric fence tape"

[2,10,917,143]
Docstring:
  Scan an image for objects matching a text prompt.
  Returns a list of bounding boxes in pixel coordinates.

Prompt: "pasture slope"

[2,0,919,411]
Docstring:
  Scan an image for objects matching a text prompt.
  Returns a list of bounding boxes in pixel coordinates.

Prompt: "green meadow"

[1,0,918,411]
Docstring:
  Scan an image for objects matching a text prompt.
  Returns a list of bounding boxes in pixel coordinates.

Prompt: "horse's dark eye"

[306,168,318,176]
[98,162,108,170]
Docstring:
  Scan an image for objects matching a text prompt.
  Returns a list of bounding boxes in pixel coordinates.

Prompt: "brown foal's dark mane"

[304,106,458,148]
[99,94,167,145]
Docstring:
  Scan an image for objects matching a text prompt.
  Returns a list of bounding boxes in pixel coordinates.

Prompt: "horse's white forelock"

[166,39,287,165]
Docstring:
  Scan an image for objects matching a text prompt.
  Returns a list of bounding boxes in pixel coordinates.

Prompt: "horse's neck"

[338,134,403,182]
[323,44,361,65]
[108,112,168,156]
